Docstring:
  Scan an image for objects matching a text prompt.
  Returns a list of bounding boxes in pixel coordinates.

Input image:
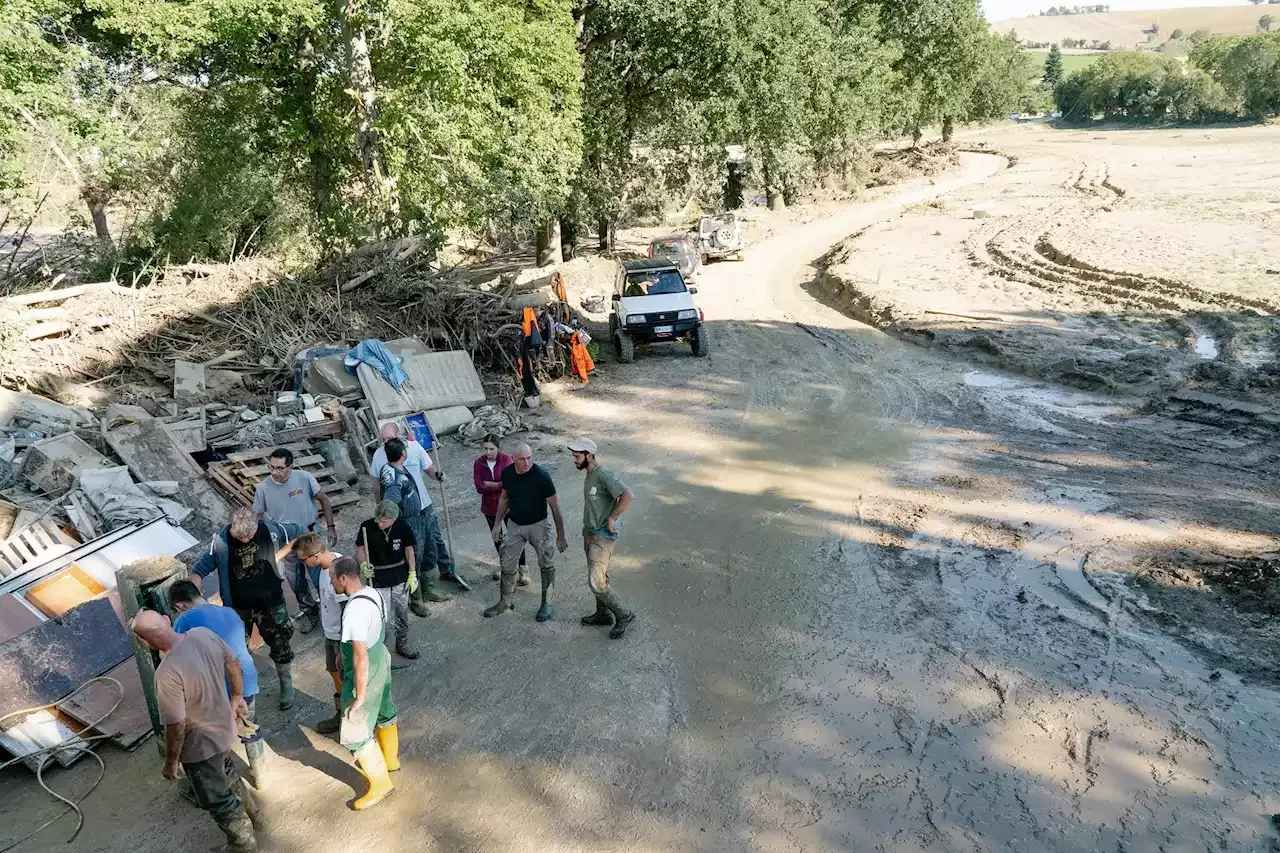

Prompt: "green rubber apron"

[338,590,397,751]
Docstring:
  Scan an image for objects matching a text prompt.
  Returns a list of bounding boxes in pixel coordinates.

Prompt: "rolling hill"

[991,5,1271,48]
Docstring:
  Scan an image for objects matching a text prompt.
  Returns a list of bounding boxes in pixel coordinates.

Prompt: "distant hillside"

[991,5,1269,49]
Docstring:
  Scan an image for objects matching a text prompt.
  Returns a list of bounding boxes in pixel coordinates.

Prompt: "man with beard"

[567,438,636,639]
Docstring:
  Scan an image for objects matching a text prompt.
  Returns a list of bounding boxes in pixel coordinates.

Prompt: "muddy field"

[5,132,1280,853]
[817,126,1280,441]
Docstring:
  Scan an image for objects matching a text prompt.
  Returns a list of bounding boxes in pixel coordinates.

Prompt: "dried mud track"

[581,152,1280,852]
[965,159,1280,316]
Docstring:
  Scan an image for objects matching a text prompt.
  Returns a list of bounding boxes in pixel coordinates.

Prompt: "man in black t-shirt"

[483,442,567,622]
[354,501,419,659]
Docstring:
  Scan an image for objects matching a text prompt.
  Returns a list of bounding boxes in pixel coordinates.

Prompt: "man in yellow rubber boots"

[329,556,399,809]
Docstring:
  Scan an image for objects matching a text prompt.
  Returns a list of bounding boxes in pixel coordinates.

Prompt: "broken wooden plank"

[58,660,153,750]
[272,417,343,444]
[239,455,325,477]
[224,442,311,464]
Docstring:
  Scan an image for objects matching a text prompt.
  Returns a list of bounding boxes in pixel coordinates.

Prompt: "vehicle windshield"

[624,270,686,296]
[651,241,687,257]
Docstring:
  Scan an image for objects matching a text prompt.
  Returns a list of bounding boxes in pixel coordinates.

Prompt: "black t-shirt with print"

[358,517,417,587]
[501,463,557,526]
[226,524,284,609]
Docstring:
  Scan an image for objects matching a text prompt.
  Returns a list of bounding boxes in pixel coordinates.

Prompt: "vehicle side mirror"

[688,286,698,294]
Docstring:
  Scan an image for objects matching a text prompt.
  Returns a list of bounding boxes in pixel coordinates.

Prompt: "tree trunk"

[85,198,110,243]
[598,217,612,251]
[338,0,398,236]
[298,31,336,241]
[941,116,955,142]
[724,160,744,209]
[537,219,563,267]
[762,159,785,211]
[911,125,923,147]
[560,215,578,261]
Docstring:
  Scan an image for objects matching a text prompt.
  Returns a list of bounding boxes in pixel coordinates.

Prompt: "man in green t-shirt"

[567,438,636,639]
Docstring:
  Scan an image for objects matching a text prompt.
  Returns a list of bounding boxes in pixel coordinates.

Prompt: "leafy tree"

[1171,28,1184,39]
[1259,15,1274,31]
[1044,43,1065,85]
[1194,33,1280,116]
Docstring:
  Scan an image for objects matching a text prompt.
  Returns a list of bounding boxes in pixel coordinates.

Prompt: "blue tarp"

[345,339,409,391]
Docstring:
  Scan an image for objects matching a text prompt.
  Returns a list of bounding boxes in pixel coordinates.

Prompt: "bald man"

[369,421,467,600]
[132,610,258,852]
[484,442,568,621]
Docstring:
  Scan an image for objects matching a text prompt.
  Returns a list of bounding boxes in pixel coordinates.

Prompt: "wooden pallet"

[205,441,360,513]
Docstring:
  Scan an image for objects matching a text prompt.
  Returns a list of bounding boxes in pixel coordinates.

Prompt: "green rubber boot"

[535,567,555,622]
[483,574,516,618]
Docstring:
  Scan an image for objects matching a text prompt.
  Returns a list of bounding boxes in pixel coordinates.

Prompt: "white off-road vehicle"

[610,258,709,363]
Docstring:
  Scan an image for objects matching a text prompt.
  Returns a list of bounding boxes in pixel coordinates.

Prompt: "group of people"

[130,425,638,852]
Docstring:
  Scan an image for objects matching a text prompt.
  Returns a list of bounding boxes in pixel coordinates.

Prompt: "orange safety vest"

[569,332,595,384]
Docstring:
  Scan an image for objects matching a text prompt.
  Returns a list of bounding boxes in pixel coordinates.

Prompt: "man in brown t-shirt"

[132,610,258,852]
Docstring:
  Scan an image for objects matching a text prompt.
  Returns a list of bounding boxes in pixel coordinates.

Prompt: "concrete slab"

[20,432,111,494]
[173,360,207,404]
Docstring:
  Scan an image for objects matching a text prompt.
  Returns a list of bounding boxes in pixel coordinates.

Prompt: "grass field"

[993,5,1265,49]
[1024,50,1105,76]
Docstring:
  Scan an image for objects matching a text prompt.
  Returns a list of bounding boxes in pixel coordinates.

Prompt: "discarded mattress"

[358,350,486,419]
[304,337,431,397]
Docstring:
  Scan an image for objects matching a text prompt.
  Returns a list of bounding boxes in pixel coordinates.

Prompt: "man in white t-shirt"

[330,556,397,810]
[292,533,349,736]
[369,422,468,593]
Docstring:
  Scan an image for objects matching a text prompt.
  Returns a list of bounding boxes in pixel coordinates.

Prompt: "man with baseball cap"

[567,437,636,639]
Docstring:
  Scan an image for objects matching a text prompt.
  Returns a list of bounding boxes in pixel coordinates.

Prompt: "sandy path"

[6,150,1280,853]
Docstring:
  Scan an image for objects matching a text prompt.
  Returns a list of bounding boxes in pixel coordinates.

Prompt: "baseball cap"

[567,437,598,454]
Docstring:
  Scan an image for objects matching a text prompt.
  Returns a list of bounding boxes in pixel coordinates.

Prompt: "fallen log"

[25,316,114,340]
[0,281,137,308]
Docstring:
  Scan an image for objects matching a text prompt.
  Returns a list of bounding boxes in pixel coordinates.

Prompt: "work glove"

[327,524,339,548]
[360,560,374,582]
[406,570,420,594]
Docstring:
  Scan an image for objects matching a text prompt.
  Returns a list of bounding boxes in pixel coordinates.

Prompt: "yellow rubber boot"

[353,742,394,810]
[375,724,400,772]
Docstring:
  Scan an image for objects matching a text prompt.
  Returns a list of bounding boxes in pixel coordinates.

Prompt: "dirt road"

[7,143,1280,853]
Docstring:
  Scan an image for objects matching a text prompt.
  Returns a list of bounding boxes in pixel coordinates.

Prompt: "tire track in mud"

[967,160,1280,317]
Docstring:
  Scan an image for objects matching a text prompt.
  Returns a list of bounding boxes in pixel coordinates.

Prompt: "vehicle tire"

[609,313,618,338]
[691,325,710,357]
[616,331,636,363]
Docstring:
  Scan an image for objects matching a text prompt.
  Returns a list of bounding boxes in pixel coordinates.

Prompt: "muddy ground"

[5,131,1280,853]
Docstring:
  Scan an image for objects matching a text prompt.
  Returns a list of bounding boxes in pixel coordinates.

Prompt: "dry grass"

[992,5,1267,48]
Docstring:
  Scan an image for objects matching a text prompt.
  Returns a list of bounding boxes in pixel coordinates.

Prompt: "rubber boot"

[535,567,555,622]
[601,590,635,639]
[395,637,420,660]
[409,582,429,617]
[316,693,341,735]
[275,662,295,710]
[235,777,263,827]
[517,567,531,587]
[581,597,613,626]
[352,741,395,810]
[219,815,257,853]
[483,574,516,618]
[422,573,452,603]
[375,723,401,772]
[244,738,268,790]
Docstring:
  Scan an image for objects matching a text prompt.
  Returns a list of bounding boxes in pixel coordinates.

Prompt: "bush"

[1192,33,1280,117]
[1056,49,1232,122]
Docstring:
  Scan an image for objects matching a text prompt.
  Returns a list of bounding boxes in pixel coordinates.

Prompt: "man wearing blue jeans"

[371,423,469,593]
[378,437,460,614]
[169,579,268,789]
[253,447,336,634]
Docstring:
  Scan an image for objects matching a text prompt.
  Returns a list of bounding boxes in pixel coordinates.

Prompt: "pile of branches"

[0,242,532,405]
[868,142,959,186]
